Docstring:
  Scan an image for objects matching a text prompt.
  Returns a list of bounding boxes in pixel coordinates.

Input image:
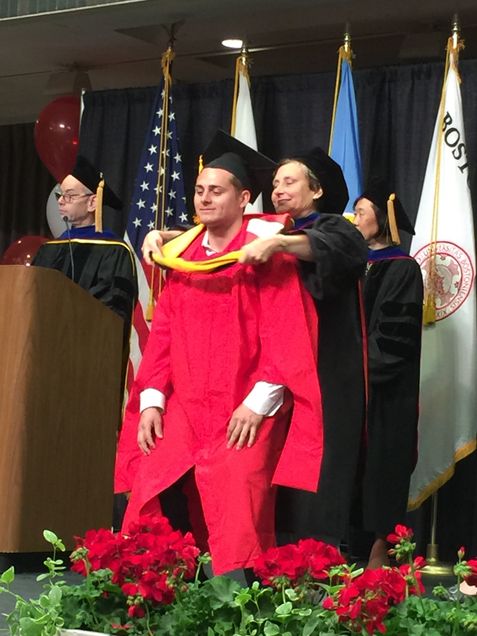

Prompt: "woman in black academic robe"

[353,183,423,568]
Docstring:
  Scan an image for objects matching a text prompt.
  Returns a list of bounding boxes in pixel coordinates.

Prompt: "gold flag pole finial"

[240,42,249,67]
[452,13,460,51]
[344,22,351,56]
[447,13,464,64]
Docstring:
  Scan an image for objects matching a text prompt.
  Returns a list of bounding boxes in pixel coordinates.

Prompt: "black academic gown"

[276,213,368,545]
[32,226,138,374]
[358,247,423,536]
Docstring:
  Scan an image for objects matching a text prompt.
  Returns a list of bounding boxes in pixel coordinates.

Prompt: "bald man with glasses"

[33,155,138,359]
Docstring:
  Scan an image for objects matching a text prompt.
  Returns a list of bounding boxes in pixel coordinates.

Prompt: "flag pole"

[329,23,352,154]
[231,43,250,136]
[421,16,463,577]
[422,14,463,325]
[145,42,175,320]
[422,492,454,576]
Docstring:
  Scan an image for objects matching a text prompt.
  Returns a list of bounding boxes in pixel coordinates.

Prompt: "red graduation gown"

[121,218,323,574]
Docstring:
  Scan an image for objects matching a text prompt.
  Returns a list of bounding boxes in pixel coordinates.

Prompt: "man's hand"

[238,236,283,265]
[141,229,184,265]
[137,407,163,454]
[227,403,264,449]
[141,230,165,265]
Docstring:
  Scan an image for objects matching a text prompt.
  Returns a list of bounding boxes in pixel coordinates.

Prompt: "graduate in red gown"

[137,148,368,551]
[120,132,323,575]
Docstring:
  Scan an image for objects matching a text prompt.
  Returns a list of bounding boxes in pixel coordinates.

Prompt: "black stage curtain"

[0,123,54,255]
[78,58,477,254]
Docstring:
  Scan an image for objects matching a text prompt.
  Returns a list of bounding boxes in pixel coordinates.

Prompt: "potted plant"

[2,519,477,635]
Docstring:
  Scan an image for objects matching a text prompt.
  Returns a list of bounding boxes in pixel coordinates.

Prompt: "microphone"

[63,216,76,283]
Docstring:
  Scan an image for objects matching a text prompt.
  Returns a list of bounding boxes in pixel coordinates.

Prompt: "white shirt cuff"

[140,388,166,413]
[243,381,284,416]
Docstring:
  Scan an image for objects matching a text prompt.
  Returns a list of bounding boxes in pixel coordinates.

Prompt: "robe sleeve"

[298,214,368,300]
[368,259,423,385]
[88,244,138,331]
[253,253,324,492]
[31,245,50,268]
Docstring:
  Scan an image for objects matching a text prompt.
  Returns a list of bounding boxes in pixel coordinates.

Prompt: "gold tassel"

[193,156,204,225]
[423,291,436,325]
[387,194,400,245]
[95,177,105,233]
[145,299,155,321]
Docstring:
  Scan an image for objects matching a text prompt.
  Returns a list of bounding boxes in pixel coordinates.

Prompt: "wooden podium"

[0,265,124,552]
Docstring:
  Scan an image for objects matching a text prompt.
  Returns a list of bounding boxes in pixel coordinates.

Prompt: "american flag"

[124,82,188,387]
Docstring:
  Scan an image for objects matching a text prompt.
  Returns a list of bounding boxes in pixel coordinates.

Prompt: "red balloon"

[34,96,81,182]
[0,236,49,266]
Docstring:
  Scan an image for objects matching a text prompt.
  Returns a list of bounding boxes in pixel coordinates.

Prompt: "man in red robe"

[121,132,323,575]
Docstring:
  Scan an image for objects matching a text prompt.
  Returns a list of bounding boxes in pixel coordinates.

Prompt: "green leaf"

[284,587,299,601]
[303,614,327,636]
[293,607,312,617]
[208,575,242,602]
[42,530,58,544]
[48,585,63,604]
[263,621,281,635]
[0,566,15,584]
[233,590,252,606]
[275,601,292,616]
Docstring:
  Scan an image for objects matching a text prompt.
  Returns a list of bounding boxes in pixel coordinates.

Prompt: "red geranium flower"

[463,558,477,586]
[387,524,413,545]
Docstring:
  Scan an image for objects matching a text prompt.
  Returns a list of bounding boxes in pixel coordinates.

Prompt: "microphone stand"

[62,216,76,283]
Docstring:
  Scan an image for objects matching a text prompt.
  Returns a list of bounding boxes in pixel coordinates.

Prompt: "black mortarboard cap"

[202,130,277,203]
[71,155,122,211]
[359,178,415,235]
[296,147,349,214]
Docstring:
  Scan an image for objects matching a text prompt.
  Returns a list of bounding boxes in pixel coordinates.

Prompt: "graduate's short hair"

[229,173,247,193]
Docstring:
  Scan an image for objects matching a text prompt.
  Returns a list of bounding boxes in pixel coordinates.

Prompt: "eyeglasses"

[54,191,93,203]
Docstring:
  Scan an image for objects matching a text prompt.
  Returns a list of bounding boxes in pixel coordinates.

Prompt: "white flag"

[232,59,262,213]
[408,59,477,508]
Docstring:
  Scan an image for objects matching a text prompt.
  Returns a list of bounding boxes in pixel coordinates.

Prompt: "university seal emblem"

[413,241,474,321]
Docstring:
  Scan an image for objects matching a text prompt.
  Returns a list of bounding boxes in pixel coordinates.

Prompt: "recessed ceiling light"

[221,39,243,49]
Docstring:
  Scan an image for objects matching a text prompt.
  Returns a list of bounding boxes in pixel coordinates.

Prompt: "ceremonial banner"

[408,48,477,508]
[329,46,362,211]
[124,54,187,387]
[231,51,262,212]
[115,51,187,493]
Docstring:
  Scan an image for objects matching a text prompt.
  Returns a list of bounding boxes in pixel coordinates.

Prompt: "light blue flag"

[330,59,363,211]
